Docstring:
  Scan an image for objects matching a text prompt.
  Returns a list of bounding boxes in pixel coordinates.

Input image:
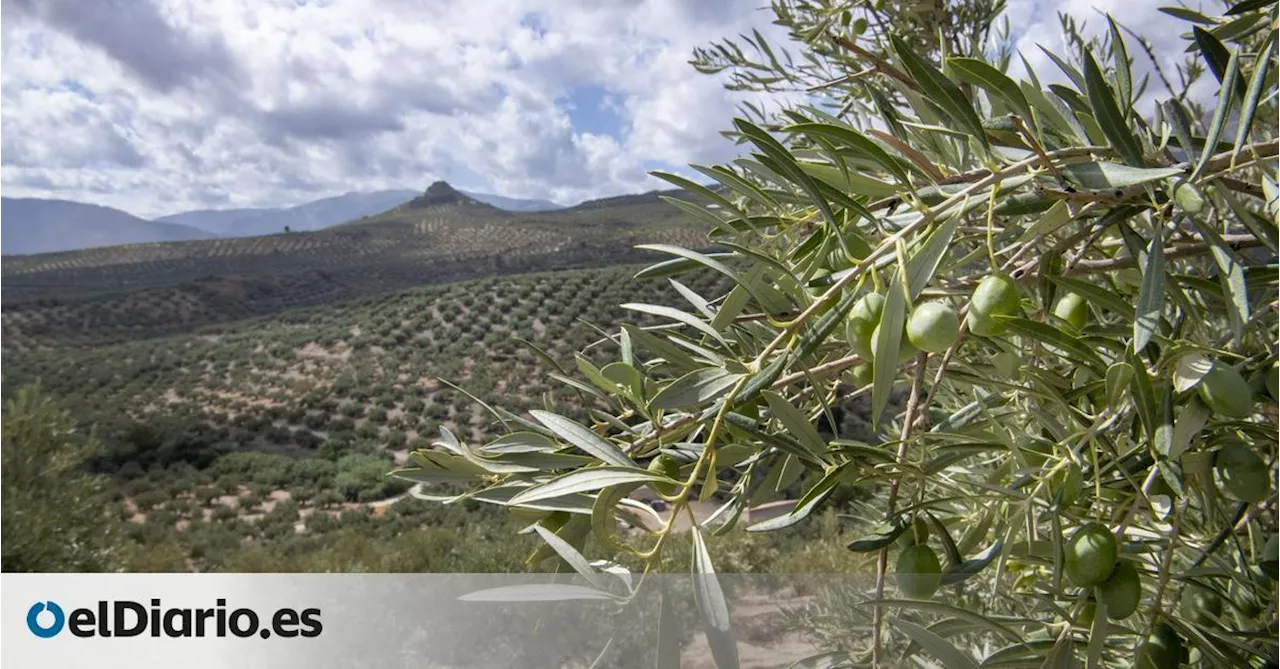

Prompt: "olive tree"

[397,0,1278,665]
[2,386,122,571]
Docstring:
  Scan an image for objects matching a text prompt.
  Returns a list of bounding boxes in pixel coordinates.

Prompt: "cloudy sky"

[1,0,1198,218]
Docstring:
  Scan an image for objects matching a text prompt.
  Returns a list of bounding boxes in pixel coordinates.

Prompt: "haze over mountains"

[1,187,566,256]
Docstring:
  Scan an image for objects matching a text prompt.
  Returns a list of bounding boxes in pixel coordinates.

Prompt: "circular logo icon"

[27,601,65,638]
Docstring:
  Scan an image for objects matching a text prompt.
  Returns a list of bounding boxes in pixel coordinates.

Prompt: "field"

[4,255,874,573]
[1,179,880,576]
[1,183,710,348]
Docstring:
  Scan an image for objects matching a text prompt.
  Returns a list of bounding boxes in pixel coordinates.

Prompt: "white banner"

[2,573,857,668]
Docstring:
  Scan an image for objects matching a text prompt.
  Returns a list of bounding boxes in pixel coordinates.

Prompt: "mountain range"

[2,188,564,255]
[1,197,213,255]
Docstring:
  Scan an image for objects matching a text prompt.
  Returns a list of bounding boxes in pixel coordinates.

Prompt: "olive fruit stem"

[1140,499,1189,647]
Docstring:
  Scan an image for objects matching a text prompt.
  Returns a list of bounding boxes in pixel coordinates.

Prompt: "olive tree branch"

[827,34,920,92]
[871,351,930,663]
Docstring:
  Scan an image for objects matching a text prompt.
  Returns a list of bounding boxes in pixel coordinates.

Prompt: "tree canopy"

[399,0,1278,665]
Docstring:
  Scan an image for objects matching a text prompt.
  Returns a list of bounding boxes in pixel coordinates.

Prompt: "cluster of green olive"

[841,273,1056,376]
[1065,524,1277,667]
[1193,361,1270,502]
[1064,523,1142,619]
[845,292,961,383]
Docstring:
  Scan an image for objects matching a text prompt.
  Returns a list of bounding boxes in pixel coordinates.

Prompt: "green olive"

[896,544,942,599]
[1052,292,1088,331]
[1064,522,1118,587]
[1214,442,1269,503]
[871,322,917,364]
[1266,362,1278,401]
[1198,362,1255,418]
[906,302,960,353]
[967,309,1004,337]
[1180,584,1224,627]
[1136,623,1185,669]
[970,273,1021,318]
[1097,560,1141,619]
[1048,462,1084,507]
[849,363,873,386]
[847,293,885,358]
[647,455,682,497]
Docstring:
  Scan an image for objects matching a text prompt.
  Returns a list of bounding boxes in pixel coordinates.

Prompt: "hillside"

[1,197,212,255]
[1,181,710,345]
[1,263,872,573]
[157,189,562,239]
[155,190,420,237]
[0,186,867,576]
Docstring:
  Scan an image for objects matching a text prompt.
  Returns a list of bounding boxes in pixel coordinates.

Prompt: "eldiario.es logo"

[26,599,321,639]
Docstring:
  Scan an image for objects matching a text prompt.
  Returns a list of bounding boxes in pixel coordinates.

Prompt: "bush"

[333,454,410,502]
[1,387,122,571]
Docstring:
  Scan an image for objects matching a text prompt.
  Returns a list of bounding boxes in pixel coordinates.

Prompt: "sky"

[0,0,1202,219]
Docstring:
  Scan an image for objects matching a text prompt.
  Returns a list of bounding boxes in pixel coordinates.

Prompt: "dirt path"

[679,592,820,668]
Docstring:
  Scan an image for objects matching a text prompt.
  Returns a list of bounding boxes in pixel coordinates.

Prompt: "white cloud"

[0,0,795,218]
[0,0,1205,219]
[1005,0,1217,112]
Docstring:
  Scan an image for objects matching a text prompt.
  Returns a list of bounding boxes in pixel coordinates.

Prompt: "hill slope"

[155,190,420,237]
[157,189,564,239]
[1,197,212,255]
[1,181,711,345]
[459,191,561,212]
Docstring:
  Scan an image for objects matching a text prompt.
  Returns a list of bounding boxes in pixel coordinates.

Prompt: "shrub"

[333,454,409,502]
[2,387,122,571]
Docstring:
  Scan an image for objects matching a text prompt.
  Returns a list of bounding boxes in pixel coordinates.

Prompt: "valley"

[2,182,867,574]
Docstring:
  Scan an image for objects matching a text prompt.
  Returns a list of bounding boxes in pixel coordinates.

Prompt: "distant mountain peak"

[424,181,457,196]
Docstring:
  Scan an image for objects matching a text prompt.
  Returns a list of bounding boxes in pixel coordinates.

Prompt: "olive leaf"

[1082,47,1144,165]
[691,526,740,669]
[891,36,989,150]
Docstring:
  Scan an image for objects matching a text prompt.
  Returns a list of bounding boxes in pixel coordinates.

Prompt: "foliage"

[396,1,1280,666]
[10,266,873,574]
[1,386,122,571]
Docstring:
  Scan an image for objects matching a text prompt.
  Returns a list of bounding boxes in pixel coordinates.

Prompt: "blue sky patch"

[564,84,626,139]
[440,162,491,193]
